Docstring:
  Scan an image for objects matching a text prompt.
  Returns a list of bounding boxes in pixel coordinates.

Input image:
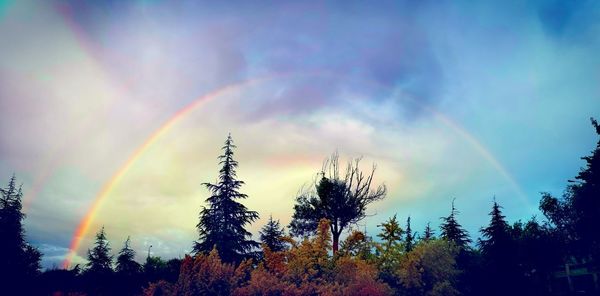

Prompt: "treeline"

[1,119,599,296]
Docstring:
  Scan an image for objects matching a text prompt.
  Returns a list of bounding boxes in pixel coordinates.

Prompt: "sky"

[0,0,599,269]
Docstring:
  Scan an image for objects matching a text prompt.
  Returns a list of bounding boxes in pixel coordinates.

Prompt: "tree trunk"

[332,231,340,255]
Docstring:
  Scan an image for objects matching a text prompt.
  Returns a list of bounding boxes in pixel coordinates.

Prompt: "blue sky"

[0,0,599,268]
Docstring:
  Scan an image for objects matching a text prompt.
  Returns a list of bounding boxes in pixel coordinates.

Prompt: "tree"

[86,226,113,275]
[377,215,403,248]
[375,215,404,291]
[423,222,435,242]
[404,216,415,252]
[116,236,141,275]
[290,152,387,253]
[540,118,600,263]
[194,134,259,263]
[259,215,287,252]
[0,175,42,294]
[478,200,519,296]
[440,199,471,248]
[397,239,460,296]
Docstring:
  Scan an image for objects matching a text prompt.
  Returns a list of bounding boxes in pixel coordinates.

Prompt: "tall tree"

[290,152,387,253]
[440,199,471,248]
[116,236,141,275]
[540,118,600,263]
[478,200,520,296]
[479,201,511,257]
[423,222,435,242]
[86,226,113,275]
[194,134,259,263]
[259,215,287,252]
[404,216,415,252]
[0,175,41,294]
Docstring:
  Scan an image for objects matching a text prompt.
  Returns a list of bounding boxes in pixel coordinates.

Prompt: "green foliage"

[290,152,386,253]
[194,134,259,263]
[422,222,435,242]
[259,215,287,252]
[404,216,415,253]
[374,215,405,291]
[397,239,460,296]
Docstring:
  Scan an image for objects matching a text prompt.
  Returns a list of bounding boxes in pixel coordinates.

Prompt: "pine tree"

[0,175,41,294]
[440,199,471,248]
[259,215,286,252]
[116,236,141,275]
[86,226,113,275]
[194,134,259,263]
[423,222,435,242]
[404,216,415,252]
[478,200,519,296]
[377,214,403,248]
[479,201,511,256]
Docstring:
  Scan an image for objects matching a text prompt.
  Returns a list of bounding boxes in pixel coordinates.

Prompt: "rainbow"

[62,77,269,268]
[61,72,528,268]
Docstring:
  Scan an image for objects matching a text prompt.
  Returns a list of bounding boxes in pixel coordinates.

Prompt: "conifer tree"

[404,216,415,252]
[194,134,259,262]
[259,215,286,252]
[423,222,435,242]
[0,175,41,293]
[86,226,113,274]
[440,199,471,248]
[479,201,511,256]
[377,214,403,248]
[479,200,519,296]
[116,236,141,275]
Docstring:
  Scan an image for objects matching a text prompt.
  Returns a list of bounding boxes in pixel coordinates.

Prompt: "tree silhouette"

[116,236,141,275]
[423,222,435,242]
[440,200,471,248]
[0,175,41,294]
[290,152,386,253]
[86,226,113,275]
[259,215,287,252]
[540,118,600,263]
[478,200,520,296]
[404,216,415,252]
[194,134,259,263]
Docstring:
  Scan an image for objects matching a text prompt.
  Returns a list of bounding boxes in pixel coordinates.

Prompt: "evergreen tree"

[440,199,471,248]
[116,236,141,275]
[86,226,113,275]
[0,175,42,294]
[194,134,259,262]
[423,222,435,242]
[259,215,286,252]
[479,201,511,256]
[478,200,520,296]
[377,214,403,248]
[404,216,414,252]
